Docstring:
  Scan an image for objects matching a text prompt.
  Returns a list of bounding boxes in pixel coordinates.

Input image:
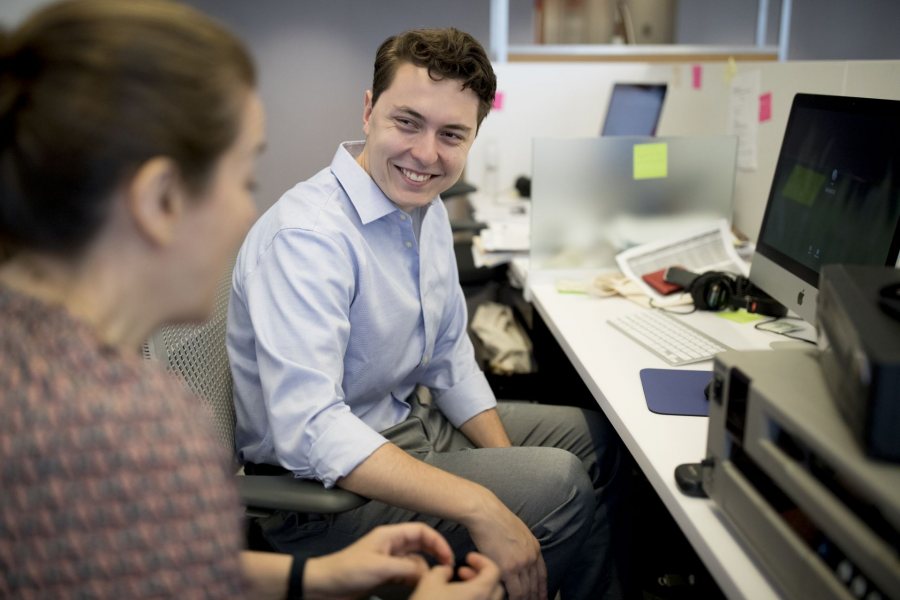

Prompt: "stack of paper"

[615,219,750,302]
[469,192,530,269]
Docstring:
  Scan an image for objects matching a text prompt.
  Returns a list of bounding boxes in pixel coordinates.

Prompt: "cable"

[648,297,696,315]
[753,316,817,345]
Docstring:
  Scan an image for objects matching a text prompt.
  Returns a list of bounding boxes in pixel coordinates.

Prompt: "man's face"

[357,62,479,212]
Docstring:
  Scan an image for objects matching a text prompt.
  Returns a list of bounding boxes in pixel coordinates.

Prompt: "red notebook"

[641,268,683,295]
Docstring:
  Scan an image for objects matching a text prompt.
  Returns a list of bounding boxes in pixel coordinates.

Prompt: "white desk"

[528,271,812,599]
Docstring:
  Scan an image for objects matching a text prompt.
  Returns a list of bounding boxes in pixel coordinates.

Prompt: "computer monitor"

[601,83,667,136]
[749,93,900,323]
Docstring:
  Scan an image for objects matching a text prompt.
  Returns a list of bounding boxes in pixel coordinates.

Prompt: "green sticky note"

[716,309,765,324]
[633,143,668,180]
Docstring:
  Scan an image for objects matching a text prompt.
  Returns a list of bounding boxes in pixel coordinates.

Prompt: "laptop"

[601,83,668,137]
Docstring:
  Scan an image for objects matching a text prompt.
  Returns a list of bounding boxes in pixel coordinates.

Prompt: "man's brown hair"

[371,28,496,129]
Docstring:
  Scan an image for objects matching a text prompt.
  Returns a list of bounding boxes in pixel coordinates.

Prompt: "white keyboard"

[608,310,731,366]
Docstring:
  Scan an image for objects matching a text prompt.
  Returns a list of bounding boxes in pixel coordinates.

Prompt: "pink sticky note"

[759,92,772,122]
[691,65,702,90]
[492,91,504,110]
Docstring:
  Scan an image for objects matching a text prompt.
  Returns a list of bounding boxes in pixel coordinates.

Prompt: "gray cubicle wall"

[530,135,737,270]
[468,60,900,243]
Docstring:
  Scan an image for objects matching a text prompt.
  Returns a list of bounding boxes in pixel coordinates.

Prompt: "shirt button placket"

[400,213,413,249]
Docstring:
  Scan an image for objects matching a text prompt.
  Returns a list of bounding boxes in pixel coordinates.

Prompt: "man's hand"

[303,523,453,599]
[467,495,548,600]
[339,444,548,600]
[411,552,504,600]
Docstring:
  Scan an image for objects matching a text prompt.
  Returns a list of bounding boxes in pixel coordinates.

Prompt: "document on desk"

[616,219,749,301]
[477,221,530,252]
[469,191,531,268]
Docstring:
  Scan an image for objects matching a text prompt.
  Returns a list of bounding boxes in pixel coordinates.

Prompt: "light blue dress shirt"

[227,142,496,487]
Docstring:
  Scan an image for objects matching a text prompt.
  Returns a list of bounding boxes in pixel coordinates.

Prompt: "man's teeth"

[401,167,431,183]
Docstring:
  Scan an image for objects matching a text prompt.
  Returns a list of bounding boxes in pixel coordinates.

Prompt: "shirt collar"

[331,141,436,225]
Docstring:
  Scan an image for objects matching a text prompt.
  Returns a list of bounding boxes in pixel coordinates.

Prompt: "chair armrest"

[235,474,367,514]
[450,219,487,233]
[442,180,477,198]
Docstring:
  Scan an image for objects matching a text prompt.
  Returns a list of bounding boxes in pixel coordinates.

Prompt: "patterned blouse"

[0,284,247,598]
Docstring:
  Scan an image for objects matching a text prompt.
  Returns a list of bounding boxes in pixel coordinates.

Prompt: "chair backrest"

[142,260,371,515]
[142,262,237,458]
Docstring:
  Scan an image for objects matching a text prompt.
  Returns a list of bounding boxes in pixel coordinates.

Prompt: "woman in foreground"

[0,1,501,598]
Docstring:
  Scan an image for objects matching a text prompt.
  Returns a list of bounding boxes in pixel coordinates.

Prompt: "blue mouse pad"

[639,369,712,417]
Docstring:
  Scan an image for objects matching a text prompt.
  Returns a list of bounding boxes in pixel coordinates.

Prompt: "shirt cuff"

[432,368,497,428]
[306,414,388,488]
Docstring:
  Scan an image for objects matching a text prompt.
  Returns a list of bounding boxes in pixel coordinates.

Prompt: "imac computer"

[601,83,667,136]
[749,93,900,323]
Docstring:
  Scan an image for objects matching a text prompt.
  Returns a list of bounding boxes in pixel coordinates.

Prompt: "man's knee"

[527,448,594,542]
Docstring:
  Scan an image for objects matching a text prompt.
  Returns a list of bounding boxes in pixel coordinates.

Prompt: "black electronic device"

[663,266,699,289]
[817,264,900,462]
[679,270,787,317]
[674,462,708,498]
[704,349,900,599]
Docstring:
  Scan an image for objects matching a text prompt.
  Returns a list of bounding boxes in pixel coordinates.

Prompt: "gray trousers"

[258,398,625,600]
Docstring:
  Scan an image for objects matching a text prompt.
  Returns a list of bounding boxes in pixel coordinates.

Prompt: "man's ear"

[362,89,373,135]
[126,157,185,248]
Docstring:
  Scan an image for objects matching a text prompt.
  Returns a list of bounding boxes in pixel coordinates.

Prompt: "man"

[227,28,623,600]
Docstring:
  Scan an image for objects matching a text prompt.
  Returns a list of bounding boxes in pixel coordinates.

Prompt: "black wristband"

[287,555,307,599]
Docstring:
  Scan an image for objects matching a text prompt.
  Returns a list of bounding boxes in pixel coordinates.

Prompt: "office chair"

[141,261,367,518]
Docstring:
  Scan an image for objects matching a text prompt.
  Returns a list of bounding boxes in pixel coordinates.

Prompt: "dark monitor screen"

[601,83,667,136]
[750,93,900,322]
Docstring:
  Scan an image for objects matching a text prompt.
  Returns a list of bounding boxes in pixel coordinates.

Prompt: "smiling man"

[227,28,625,600]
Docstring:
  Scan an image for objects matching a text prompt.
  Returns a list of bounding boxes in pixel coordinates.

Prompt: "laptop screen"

[601,83,668,136]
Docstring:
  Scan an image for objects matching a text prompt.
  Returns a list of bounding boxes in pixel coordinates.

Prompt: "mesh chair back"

[142,262,237,460]
[142,260,371,516]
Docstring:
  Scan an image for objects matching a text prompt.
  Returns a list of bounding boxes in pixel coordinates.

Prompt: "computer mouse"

[703,379,714,401]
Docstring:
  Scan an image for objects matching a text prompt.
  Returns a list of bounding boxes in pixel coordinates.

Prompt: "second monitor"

[601,83,667,137]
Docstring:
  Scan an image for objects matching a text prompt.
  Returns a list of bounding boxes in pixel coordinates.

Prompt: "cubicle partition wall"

[467,60,900,243]
[529,135,737,270]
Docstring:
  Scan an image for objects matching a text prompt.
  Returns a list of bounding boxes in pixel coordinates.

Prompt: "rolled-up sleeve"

[244,229,387,487]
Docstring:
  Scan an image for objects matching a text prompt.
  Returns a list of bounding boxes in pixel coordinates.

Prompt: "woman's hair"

[371,28,496,130]
[0,0,256,255]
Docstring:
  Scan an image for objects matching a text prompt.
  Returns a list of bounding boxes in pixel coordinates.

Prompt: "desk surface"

[528,272,813,599]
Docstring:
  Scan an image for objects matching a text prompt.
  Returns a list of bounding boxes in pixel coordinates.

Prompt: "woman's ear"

[126,157,186,247]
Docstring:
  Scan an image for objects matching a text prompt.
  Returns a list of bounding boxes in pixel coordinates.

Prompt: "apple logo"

[797,289,805,305]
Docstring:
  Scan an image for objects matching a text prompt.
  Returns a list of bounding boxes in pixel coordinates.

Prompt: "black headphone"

[687,271,787,317]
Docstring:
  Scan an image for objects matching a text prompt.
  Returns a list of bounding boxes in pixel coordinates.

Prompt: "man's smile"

[397,165,436,184]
